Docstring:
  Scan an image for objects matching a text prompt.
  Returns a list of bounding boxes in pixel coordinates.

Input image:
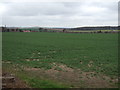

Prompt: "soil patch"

[24,63,118,88]
[2,72,29,88]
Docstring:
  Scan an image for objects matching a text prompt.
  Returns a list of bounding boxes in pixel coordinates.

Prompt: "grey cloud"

[2,1,118,27]
[4,2,79,16]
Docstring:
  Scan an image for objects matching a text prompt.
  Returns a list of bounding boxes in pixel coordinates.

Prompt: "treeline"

[0,26,120,33]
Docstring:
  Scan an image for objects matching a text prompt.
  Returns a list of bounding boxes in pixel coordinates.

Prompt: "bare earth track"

[2,72,29,88]
[2,61,118,88]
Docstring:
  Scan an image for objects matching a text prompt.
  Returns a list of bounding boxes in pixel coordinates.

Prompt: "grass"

[18,72,69,88]
[3,63,69,88]
[2,32,118,77]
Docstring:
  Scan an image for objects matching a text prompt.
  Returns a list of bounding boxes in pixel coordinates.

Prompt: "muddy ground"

[2,61,118,88]
[2,72,29,88]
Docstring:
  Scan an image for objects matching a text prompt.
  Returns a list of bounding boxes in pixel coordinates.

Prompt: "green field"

[2,32,118,88]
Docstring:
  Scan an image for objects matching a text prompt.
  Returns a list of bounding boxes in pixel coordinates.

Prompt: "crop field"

[2,32,118,88]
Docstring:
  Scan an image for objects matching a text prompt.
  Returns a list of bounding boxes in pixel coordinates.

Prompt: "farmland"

[2,32,118,88]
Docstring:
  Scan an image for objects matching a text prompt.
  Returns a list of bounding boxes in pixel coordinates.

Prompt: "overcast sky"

[0,0,119,28]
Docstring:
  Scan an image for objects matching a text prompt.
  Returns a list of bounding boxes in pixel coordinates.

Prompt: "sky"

[0,0,119,28]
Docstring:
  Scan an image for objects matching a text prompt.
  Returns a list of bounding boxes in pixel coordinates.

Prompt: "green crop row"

[2,32,118,76]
